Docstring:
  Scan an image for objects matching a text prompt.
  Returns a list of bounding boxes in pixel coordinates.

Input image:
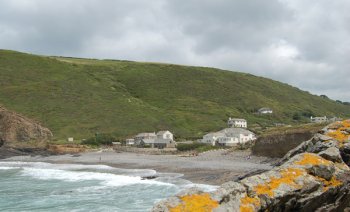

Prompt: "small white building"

[156,130,174,140]
[202,132,225,146]
[227,118,247,128]
[125,138,135,146]
[258,107,273,114]
[310,116,328,123]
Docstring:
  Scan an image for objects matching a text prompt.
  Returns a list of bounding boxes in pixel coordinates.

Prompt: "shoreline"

[1,149,275,185]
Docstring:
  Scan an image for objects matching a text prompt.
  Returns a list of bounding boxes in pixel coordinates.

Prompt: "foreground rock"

[153,120,350,211]
[0,106,53,143]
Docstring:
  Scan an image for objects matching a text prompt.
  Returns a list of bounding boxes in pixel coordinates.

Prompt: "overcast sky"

[0,0,349,101]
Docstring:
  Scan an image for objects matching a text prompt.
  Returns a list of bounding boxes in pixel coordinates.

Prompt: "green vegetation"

[176,142,220,152]
[0,49,349,140]
[260,123,326,137]
[81,134,116,146]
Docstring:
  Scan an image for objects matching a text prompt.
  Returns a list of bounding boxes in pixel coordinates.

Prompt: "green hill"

[0,49,349,140]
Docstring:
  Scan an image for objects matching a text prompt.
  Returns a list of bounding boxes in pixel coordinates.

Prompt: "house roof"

[140,138,173,144]
[135,132,156,137]
[228,118,246,122]
[156,130,171,135]
[204,132,226,137]
[140,139,156,144]
[219,128,255,136]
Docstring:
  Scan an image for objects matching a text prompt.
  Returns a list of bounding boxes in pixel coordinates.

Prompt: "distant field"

[0,49,349,140]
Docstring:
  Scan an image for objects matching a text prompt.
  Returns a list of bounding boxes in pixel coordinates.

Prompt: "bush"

[81,133,116,146]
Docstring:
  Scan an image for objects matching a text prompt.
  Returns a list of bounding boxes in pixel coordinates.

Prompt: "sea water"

[0,161,217,211]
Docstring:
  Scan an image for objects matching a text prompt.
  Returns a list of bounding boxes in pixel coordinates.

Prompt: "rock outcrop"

[251,125,324,158]
[0,106,53,143]
[153,120,350,212]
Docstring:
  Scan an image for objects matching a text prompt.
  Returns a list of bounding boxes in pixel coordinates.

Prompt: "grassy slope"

[0,50,349,140]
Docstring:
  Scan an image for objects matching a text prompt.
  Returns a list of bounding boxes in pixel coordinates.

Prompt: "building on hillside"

[258,107,273,114]
[132,130,175,149]
[310,116,328,123]
[134,132,157,145]
[201,128,256,147]
[227,118,247,128]
[202,132,226,146]
[138,138,176,149]
[156,130,174,140]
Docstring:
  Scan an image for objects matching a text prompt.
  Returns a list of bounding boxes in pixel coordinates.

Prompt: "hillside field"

[0,50,349,140]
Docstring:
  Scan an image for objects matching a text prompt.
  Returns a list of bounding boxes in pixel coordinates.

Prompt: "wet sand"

[2,149,275,185]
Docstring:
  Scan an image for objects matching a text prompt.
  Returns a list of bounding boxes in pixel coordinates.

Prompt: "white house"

[132,130,175,149]
[138,138,175,149]
[156,130,174,140]
[310,116,328,123]
[202,132,225,146]
[134,132,157,145]
[219,128,256,146]
[202,128,256,147]
[258,107,273,114]
[227,118,247,128]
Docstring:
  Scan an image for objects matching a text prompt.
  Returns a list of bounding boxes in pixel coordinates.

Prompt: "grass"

[0,49,350,140]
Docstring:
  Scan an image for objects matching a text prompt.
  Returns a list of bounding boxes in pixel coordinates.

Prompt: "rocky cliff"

[153,120,350,212]
[0,106,53,143]
[251,125,324,158]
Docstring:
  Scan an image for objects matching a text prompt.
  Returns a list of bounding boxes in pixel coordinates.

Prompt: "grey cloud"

[0,0,349,101]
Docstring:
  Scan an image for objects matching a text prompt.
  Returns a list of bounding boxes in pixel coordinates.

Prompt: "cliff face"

[0,106,53,143]
[153,120,350,212]
[252,132,316,158]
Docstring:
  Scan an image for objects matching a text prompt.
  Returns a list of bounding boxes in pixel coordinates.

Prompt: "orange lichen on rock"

[327,120,350,144]
[169,193,219,212]
[254,168,305,197]
[239,195,260,212]
[314,176,343,191]
[295,153,331,166]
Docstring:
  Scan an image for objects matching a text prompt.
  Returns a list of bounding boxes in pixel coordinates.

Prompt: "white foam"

[1,161,215,191]
[0,161,156,177]
[0,167,17,170]
[20,167,173,187]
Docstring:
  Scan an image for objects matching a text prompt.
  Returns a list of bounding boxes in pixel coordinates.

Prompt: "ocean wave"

[20,167,173,187]
[1,161,217,192]
[0,167,18,170]
[0,161,157,177]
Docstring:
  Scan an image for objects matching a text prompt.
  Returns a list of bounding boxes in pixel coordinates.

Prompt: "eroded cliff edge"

[0,106,53,158]
[153,120,350,212]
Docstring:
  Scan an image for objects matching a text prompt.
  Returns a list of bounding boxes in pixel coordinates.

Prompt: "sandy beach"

[2,149,275,185]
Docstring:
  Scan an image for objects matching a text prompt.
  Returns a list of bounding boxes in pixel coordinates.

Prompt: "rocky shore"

[153,120,350,211]
[2,149,273,185]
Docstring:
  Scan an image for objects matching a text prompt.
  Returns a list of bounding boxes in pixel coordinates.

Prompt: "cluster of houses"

[201,118,256,147]
[125,130,176,149]
[120,107,345,150]
[123,107,274,149]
